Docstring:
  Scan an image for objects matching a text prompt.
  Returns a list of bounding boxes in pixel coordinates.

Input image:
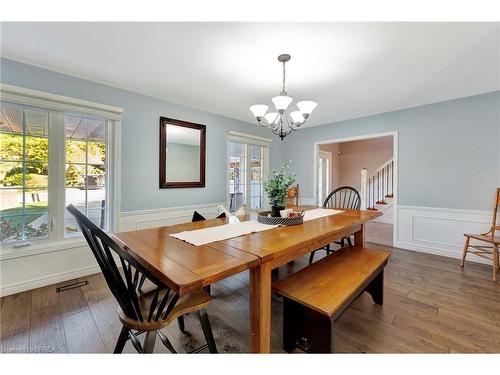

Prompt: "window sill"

[0,237,88,261]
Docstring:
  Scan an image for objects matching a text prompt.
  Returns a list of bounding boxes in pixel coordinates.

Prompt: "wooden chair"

[309,186,361,264]
[66,204,217,353]
[461,188,500,281]
[286,184,299,207]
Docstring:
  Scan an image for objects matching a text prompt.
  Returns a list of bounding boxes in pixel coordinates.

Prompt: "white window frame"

[227,131,271,211]
[0,84,122,260]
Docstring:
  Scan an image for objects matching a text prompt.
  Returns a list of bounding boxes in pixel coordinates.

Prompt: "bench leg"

[283,298,333,353]
[364,269,384,305]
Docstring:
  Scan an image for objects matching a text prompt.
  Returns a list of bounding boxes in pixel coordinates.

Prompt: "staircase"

[360,158,394,224]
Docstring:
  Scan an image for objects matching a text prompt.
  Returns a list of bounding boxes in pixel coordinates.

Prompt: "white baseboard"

[396,205,493,265]
[0,264,101,297]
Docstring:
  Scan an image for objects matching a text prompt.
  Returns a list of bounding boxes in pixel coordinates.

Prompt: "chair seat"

[464,233,500,245]
[119,290,211,331]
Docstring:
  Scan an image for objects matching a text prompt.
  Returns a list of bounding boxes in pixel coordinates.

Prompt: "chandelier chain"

[282,61,286,94]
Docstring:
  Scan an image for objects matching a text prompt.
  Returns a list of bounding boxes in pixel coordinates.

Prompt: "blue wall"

[2,58,498,212]
[1,58,287,212]
[283,91,500,210]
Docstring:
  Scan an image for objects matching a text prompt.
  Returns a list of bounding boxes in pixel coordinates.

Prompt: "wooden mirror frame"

[159,117,206,188]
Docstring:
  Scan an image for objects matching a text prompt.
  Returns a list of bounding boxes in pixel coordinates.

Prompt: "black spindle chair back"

[323,186,361,210]
[67,204,179,327]
[309,186,361,265]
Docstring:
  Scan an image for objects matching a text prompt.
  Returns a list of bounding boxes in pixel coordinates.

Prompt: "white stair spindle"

[360,168,368,210]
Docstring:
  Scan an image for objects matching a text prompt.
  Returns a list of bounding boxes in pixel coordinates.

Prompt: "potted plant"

[264,161,297,217]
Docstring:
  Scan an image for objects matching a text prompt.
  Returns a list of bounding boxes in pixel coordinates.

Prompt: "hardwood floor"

[1,243,500,353]
[366,221,393,247]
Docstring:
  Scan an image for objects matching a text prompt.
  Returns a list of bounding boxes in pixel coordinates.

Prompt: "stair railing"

[360,158,394,210]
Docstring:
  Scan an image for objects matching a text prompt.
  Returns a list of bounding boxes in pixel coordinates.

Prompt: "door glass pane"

[249,145,263,210]
[64,114,108,237]
[228,142,246,212]
[0,102,50,244]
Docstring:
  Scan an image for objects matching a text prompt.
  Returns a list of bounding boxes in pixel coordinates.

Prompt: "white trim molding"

[0,83,123,120]
[396,205,492,265]
[227,130,272,147]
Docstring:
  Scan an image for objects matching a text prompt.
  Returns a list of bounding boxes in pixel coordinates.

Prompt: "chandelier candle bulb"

[290,111,304,125]
[265,112,279,125]
[249,53,318,140]
[296,100,318,117]
[272,95,294,113]
[249,104,269,121]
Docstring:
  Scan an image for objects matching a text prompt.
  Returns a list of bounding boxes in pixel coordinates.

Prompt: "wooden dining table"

[113,205,381,353]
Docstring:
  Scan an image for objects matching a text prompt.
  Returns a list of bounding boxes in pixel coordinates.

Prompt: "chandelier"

[249,54,318,140]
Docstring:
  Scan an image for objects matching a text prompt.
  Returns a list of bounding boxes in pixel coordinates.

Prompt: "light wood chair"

[286,184,299,207]
[461,188,500,281]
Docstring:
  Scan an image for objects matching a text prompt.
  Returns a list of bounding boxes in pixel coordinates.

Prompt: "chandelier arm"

[257,120,271,128]
[284,112,300,131]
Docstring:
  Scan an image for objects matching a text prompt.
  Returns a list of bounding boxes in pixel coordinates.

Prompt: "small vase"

[271,205,285,217]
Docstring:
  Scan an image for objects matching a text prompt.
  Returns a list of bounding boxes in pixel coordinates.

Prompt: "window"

[227,132,270,212]
[0,103,50,243]
[0,86,121,252]
[64,115,109,236]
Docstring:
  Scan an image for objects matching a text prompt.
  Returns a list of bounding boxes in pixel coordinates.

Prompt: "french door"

[227,140,269,212]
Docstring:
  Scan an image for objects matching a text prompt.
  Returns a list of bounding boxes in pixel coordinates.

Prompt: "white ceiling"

[1,22,499,127]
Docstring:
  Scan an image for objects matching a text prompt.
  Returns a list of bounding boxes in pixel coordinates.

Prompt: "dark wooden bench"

[273,246,390,353]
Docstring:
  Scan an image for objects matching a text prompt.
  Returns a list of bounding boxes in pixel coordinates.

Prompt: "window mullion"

[262,146,270,210]
[245,143,251,209]
[48,111,65,241]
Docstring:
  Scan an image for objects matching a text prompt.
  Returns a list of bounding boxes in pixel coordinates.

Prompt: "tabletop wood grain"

[114,206,382,352]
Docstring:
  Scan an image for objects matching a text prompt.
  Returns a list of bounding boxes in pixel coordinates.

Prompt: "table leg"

[354,223,365,247]
[249,261,272,353]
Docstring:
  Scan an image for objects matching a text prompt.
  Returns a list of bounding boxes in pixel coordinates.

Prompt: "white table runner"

[169,220,278,246]
[303,208,343,221]
[170,208,342,246]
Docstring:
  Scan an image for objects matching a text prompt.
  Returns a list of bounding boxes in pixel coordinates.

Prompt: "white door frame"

[317,150,332,206]
[313,131,398,246]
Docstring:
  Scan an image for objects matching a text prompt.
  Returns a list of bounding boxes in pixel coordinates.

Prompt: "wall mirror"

[159,117,206,188]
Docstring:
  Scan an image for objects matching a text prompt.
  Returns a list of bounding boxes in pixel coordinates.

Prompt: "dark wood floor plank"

[2,244,500,353]
[56,278,89,318]
[29,285,67,353]
[63,309,106,353]
[80,273,123,353]
[0,290,31,353]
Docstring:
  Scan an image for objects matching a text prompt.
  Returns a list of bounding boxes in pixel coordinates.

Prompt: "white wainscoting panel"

[0,202,224,296]
[120,202,224,231]
[396,205,493,264]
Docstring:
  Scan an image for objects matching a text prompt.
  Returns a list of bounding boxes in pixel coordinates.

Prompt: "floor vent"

[56,280,88,293]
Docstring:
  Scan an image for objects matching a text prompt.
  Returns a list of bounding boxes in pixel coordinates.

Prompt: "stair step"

[376,200,387,205]
[385,194,393,198]
[366,207,378,211]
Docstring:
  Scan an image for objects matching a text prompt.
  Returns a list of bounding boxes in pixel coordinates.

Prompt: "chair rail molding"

[396,205,493,265]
